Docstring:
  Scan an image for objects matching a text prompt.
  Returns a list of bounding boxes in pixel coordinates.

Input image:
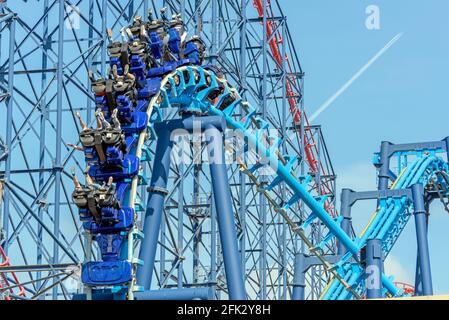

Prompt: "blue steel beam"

[134,287,214,300]
[411,183,433,296]
[376,139,449,191]
[138,116,246,299]
[365,239,383,299]
[205,123,246,300]
[292,253,306,300]
[1,12,15,254]
[51,0,65,300]
[137,126,173,290]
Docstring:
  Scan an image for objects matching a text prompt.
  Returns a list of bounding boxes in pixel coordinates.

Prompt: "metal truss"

[0,0,337,300]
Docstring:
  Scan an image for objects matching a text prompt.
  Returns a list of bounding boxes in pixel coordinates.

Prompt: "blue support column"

[2,14,15,254]
[101,0,107,75]
[414,257,422,296]
[52,0,65,299]
[38,0,50,297]
[443,137,449,161]
[210,194,217,299]
[260,0,269,301]
[137,127,173,290]
[378,141,392,191]
[411,183,433,296]
[292,253,306,300]
[338,189,353,255]
[205,124,246,300]
[134,287,213,300]
[365,239,383,299]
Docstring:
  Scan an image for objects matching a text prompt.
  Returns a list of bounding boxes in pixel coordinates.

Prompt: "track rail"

[322,154,449,299]
[149,65,398,299]
[252,0,337,216]
[0,246,26,300]
[71,8,449,300]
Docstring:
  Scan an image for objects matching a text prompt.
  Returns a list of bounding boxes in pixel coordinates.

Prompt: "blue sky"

[284,0,449,293]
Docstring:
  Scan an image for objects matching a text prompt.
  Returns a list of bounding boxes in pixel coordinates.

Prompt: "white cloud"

[336,161,378,192]
[384,254,414,284]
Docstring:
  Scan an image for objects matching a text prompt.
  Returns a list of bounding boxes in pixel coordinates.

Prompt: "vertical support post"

[259,0,268,300]
[137,128,173,290]
[338,189,353,255]
[209,0,217,64]
[365,239,383,299]
[0,2,3,72]
[2,14,15,254]
[443,136,449,162]
[143,0,149,21]
[84,233,93,300]
[38,0,50,295]
[414,257,422,296]
[238,0,247,285]
[210,194,217,299]
[87,0,94,124]
[159,203,166,282]
[298,46,306,290]
[52,0,65,300]
[292,253,306,300]
[192,165,201,283]
[377,141,392,191]
[205,124,246,300]
[192,121,202,285]
[280,17,288,301]
[177,160,184,289]
[0,8,3,236]
[128,0,134,22]
[412,183,433,296]
[194,0,202,35]
[101,0,107,75]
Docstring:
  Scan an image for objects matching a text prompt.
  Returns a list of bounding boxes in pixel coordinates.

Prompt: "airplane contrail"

[309,32,403,123]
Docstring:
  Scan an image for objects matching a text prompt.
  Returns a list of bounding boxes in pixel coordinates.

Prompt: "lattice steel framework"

[0,0,337,300]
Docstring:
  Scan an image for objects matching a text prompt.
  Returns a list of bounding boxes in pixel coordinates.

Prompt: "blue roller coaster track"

[64,9,449,300]
[1,1,449,301]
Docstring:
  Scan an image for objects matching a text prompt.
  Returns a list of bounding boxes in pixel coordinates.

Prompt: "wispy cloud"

[336,162,377,192]
[384,254,414,284]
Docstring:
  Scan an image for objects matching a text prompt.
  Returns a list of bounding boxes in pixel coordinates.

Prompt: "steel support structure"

[364,239,383,299]
[0,0,150,299]
[411,183,433,296]
[0,0,338,300]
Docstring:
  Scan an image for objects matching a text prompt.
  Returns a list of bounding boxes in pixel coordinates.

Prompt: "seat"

[81,260,132,286]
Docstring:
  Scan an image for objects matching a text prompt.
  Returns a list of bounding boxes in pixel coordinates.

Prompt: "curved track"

[72,12,449,300]
[322,154,449,300]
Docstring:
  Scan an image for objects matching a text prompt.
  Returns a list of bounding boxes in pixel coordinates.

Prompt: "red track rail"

[0,246,25,300]
[252,0,336,216]
[394,282,415,296]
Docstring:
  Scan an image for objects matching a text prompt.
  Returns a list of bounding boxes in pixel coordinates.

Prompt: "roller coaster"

[0,1,448,300]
